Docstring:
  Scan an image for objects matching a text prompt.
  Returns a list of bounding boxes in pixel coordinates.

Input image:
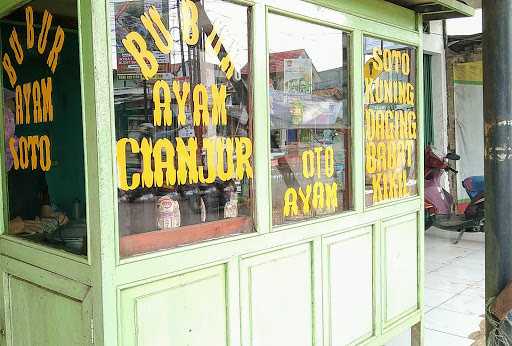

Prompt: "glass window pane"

[111,0,254,257]
[268,14,352,226]
[363,37,417,207]
[2,1,87,256]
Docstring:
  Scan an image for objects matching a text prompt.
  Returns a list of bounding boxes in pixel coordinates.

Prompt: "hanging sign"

[114,0,172,80]
[284,58,313,95]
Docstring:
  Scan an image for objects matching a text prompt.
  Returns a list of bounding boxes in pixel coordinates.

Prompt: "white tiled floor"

[424,228,484,345]
[387,228,484,346]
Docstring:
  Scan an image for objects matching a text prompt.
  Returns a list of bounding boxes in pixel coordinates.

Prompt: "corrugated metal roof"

[385,0,475,20]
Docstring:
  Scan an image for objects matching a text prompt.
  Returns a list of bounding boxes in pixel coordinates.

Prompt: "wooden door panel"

[120,265,227,346]
[1,257,92,346]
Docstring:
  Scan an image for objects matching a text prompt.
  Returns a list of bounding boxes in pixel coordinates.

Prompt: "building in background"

[446,33,483,208]
[421,8,483,208]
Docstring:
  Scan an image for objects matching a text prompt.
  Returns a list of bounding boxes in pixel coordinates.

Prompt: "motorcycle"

[424,146,485,244]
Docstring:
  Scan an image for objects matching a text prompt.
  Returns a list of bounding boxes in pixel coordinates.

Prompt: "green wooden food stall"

[0,0,473,345]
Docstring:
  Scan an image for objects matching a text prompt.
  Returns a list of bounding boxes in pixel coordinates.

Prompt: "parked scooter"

[424,146,485,244]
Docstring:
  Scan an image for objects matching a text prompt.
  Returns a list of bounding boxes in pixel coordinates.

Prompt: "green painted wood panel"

[307,0,417,31]
[240,243,313,346]
[382,213,419,327]
[4,273,91,346]
[323,226,374,345]
[119,265,227,346]
[8,277,84,346]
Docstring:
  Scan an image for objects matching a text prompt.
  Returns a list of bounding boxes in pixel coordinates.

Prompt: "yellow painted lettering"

[372,47,383,72]
[402,52,410,76]
[399,110,408,139]
[141,6,173,54]
[153,138,176,187]
[38,10,53,55]
[314,146,322,178]
[283,188,298,217]
[9,137,19,170]
[366,142,377,174]
[325,182,338,209]
[198,138,216,184]
[383,49,392,72]
[22,82,31,124]
[153,80,172,126]
[325,146,334,177]
[402,170,409,196]
[407,83,415,105]
[302,150,314,178]
[397,170,404,198]
[374,79,384,103]
[372,173,382,203]
[365,108,375,140]
[406,140,414,167]
[217,137,234,181]
[298,185,312,215]
[364,78,374,104]
[122,32,158,80]
[393,81,399,103]
[409,111,417,139]
[383,79,393,103]
[377,142,387,172]
[398,82,407,105]
[219,55,235,80]
[32,80,42,123]
[176,137,199,184]
[116,138,140,191]
[181,0,199,45]
[387,141,396,170]
[396,140,406,168]
[27,135,39,170]
[39,135,51,171]
[15,85,23,125]
[235,137,253,180]
[312,181,324,210]
[206,25,222,55]
[388,171,398,199]
[41,77,53,122]
[382,173,389,200]
[375,110,385,140]
[47,26,65,73]
[193,83,209,126]
[9,29,23,64]
[140,138,154,188]
[392,50,402,72]
[18,136,29,169]
[26,6,34,49]
[2,54,17,87]
[173,80,190,126]
[211,84,227,125]
[385,110,393,140]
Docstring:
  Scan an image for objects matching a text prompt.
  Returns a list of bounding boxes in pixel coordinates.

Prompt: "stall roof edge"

[385,0,475,19]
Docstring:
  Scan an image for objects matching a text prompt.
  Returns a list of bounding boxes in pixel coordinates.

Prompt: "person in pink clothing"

[3,89,17,172]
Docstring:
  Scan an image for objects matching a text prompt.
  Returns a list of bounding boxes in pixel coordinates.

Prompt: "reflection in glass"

[268,14,352,226]
[111,0,253,257]
[2,0,87,256]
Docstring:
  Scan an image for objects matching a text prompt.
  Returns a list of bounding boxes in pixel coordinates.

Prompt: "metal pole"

[483,0,512,337]
[176,0,187,77]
